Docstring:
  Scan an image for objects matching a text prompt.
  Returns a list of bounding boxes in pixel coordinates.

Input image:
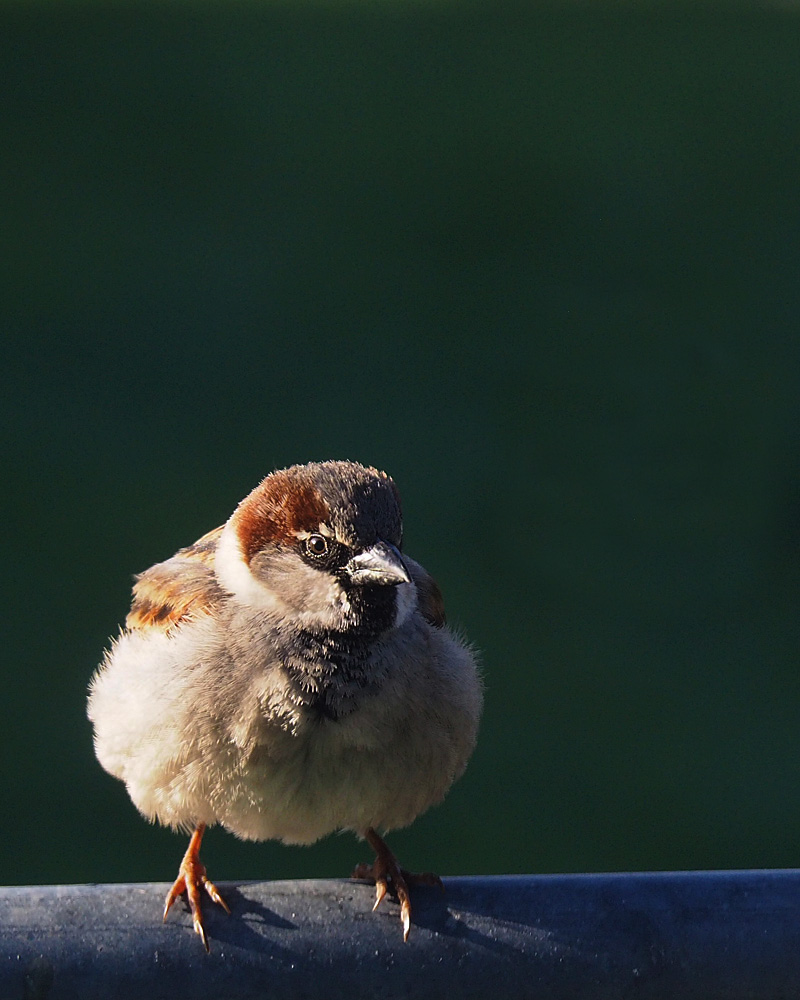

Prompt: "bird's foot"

[351,827,442,941]
[163,823,230,952]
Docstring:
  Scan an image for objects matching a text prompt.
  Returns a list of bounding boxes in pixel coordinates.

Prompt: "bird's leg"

[351,827,443,942]
[163,822,230,952]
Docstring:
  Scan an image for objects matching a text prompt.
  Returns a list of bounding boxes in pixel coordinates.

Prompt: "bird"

[87,460,482,950]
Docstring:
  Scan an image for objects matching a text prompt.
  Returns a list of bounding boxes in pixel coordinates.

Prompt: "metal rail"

[3,871,800,999]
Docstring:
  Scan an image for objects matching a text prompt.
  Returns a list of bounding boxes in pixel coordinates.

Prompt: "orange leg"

[163,823,230,952]
[352,827,442,942]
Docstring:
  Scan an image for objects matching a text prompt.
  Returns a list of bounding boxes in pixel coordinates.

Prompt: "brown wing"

[403,555,447,628]
[126,524,227,632]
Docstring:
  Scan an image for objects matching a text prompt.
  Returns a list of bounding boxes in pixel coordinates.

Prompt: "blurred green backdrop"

[2,1,800,889]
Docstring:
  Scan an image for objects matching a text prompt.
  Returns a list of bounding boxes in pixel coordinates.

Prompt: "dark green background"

[3,2,800,888]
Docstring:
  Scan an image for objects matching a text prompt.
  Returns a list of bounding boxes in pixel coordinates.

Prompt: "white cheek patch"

[215,520,353,628]
[394,580,417,628]
[215,521,283,612]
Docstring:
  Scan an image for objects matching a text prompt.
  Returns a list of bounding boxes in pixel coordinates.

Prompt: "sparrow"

[87,460,482,949]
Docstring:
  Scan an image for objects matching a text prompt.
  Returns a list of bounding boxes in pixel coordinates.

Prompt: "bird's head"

[214,460,415,634]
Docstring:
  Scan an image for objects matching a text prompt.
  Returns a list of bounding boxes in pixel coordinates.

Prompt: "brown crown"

[233,471,331,563]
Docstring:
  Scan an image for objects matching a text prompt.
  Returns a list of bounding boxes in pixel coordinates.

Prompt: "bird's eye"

[304,533,329,557]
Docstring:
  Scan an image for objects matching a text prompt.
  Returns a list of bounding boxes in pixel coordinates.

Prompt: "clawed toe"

[163,823,229,952]
[352,827,442,942]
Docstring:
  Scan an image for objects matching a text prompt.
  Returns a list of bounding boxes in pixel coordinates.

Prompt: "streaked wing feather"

[126,524,226,632]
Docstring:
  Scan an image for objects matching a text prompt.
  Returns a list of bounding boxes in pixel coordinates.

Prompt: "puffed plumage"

[87,460,482,947]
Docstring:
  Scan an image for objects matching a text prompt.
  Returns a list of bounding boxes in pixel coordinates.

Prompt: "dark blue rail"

[3,871,800,999]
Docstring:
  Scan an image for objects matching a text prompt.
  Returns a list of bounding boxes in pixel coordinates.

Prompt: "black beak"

[346,541,411,587]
